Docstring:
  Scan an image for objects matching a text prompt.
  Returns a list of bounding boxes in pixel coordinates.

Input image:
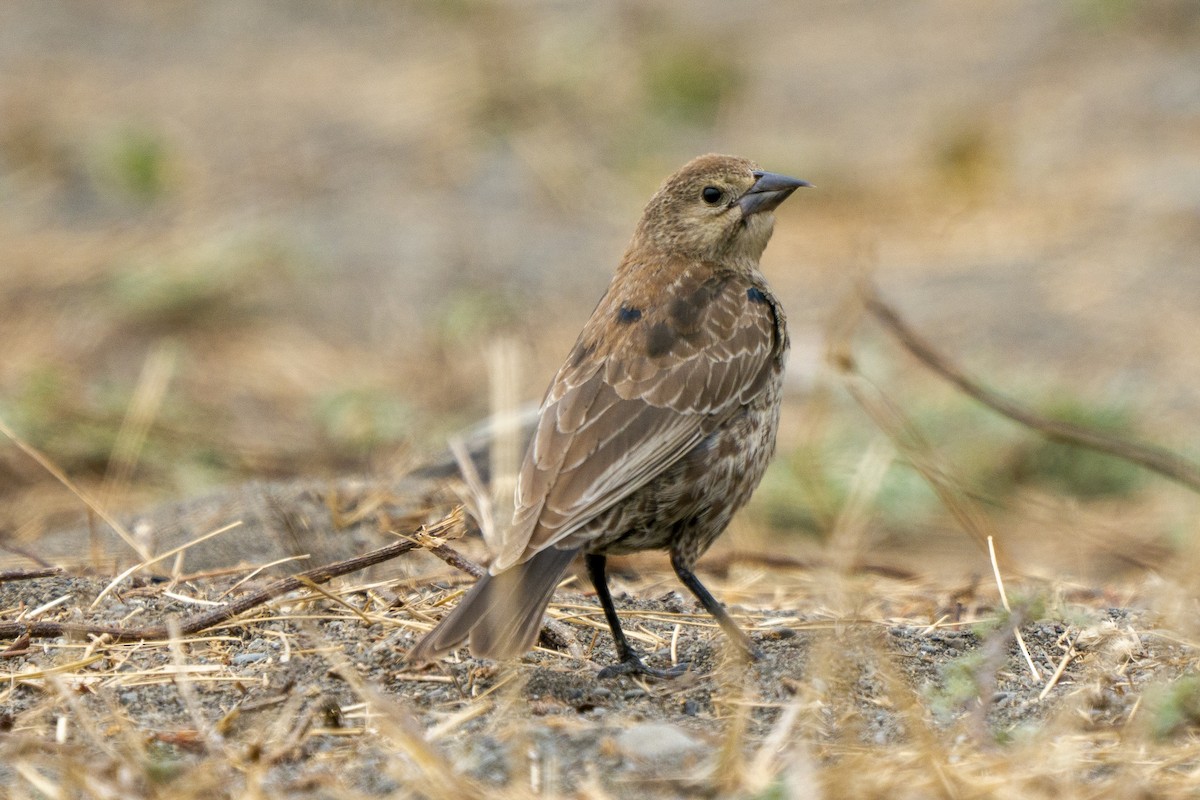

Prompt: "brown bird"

[409,154,807,678]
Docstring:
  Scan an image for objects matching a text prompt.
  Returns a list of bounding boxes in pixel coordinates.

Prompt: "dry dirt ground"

[1,483,1198,799]
[0,561,1170,798]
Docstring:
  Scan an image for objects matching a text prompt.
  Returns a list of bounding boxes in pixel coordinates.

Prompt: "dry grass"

[2,480,1200,798]
[0,569,1187,797]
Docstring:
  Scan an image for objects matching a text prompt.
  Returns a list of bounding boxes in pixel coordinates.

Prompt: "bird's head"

[631,154,809,265]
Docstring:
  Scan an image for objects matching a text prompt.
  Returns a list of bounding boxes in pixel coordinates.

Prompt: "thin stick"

[1037,635,1077,702]
[865,288,1200,494]
[216,554,312,599]
[987,536,1012,613]
[0,633,31,658]
[91,520,245,608]
[393,530,484,578]
[293,575,373,625]
[0,567,64,583]
[0,509,465,644]
[22,593,74,620]
[0,414,149,560]
[988,536,1040,681]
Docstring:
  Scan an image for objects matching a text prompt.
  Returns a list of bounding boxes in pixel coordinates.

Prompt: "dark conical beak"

[738,170,810,216]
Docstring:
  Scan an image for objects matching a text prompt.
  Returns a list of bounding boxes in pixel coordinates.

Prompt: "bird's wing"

[493,267,783,570]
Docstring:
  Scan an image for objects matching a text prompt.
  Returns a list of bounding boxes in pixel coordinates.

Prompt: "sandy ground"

[0,549,1173,798]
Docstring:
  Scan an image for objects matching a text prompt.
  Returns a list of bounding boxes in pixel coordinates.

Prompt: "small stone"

[231,652,268,666]
[616,722,706,762]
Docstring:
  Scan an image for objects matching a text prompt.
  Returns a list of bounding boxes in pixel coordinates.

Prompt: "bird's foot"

[596,654,689,680]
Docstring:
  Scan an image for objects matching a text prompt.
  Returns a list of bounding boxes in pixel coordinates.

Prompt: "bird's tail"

[407,546,579,664]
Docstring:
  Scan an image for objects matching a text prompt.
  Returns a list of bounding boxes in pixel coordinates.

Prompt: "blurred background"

[1,0,1198,584]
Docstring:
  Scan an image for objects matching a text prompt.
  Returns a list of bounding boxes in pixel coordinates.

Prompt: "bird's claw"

[596,655,689,680]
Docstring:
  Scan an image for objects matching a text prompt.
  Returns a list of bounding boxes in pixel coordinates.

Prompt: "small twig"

[988,536,1040,681]
[1037,634,1077,702]
[91,520,245,608]
[0,633,32,658]
[393,530,484,579]
[216,554,312,599]
[537,614,584,658]
[864,287,1200,494]
[21,593,74,621]
[294,575,373,625]
[702,550,917,581]
[0,567,64,583]
[0,414,150,560]
[0,509,466,644]
[986,536,1011,611]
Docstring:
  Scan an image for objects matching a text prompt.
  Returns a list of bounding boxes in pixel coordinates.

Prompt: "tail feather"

[408,547,579,664]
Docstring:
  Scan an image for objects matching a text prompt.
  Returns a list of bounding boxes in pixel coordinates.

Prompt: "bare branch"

[863,287,1200,494]
[0,509,466,644]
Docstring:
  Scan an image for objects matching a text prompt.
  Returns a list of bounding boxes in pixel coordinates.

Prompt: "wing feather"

[493,267,782,571]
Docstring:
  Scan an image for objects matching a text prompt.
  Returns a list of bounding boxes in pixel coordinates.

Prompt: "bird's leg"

[586,553,688,679]
[670,550,762,661]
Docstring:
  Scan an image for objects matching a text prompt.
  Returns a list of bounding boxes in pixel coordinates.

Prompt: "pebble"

[616,722,706,762]
[232,652,268,666]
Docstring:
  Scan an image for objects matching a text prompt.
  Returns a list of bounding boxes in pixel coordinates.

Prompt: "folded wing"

[492,265,782,571]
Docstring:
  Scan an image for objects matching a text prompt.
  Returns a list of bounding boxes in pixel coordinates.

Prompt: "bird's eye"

[701,186,723,205]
